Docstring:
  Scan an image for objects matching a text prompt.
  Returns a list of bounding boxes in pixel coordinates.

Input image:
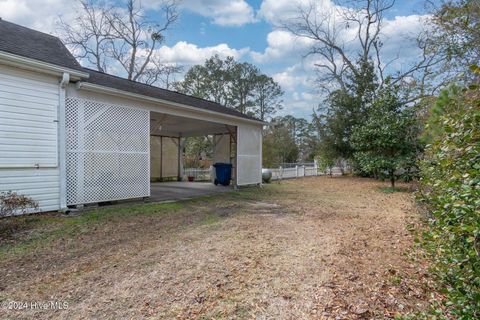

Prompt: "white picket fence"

[185,162,342,183]
[269,163,321,181]
[184,167,212,181]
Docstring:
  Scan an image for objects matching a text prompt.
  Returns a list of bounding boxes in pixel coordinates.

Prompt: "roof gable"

[0,19,83,71]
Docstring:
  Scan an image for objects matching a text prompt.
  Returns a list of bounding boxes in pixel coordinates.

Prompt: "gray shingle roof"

[0,19,261,123]
[0,19,84,71]
[83,69,261,122]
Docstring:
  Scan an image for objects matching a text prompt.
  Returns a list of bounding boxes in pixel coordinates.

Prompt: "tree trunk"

[390,171,395,188]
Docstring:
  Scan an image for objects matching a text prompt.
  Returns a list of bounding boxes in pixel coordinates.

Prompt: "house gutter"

[75,82,266,126]
[58,72,70,211]
[0,51,89,80]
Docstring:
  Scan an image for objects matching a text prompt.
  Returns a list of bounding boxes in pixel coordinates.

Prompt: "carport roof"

[83,69,262,123]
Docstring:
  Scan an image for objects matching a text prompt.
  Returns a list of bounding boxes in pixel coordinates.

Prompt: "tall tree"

[230,62,260,114]
[273,116,316,161]
[176,56,283,119]
[57,0,112,72]
[262,125,299,167]
[314,58,378,162]
[57,0,180,87]
[252,75,284,121]
[175,55,236,107]
[283,0,439,164]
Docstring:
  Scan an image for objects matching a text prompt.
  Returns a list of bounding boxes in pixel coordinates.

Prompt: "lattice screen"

[65,98,150,205]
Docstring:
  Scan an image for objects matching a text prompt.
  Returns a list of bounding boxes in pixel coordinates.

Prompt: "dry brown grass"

[0,177,432,319]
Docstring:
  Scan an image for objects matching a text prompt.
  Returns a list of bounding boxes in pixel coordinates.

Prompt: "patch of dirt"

[245,201,284,215]
[0,177,433,319]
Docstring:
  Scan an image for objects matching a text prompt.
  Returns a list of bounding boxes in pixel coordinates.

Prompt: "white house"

[0,19,263,213]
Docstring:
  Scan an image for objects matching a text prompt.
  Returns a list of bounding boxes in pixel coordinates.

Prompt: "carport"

[149,111,237,183]
[63,69,264,209]
[0,19,264,214]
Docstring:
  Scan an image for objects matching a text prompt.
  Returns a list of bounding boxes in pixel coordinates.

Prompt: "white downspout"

[58,72,70,211]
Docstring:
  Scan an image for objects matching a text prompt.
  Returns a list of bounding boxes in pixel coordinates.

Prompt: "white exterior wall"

[236,123,262,186]
[161,137,179,178]
[213,134,230,164]
[0,65,61,212]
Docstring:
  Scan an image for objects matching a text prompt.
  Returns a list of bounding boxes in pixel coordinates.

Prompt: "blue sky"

[0,0,430,119]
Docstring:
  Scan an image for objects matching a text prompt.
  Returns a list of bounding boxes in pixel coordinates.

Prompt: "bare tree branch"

[56,0,180,88]
[282,0,439,101]
[57,0,113,72]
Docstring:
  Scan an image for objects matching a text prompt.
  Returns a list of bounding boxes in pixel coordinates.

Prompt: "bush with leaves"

[350,85,422,187]
[0,191,39,217]
[418,74,480,319]
[315,140,337,176]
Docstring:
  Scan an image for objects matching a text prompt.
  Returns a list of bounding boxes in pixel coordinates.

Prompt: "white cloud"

[155,41,250,65]
[271,63,321,118]
[273,71,299,91]
[379,14,430,72]
[0,0,257,33]
[251,30,313,63]
[258,0,335,25]
[0,0,73,33]
[256,0,431,119]
[181,0,255,26]
[280,95,319,119]
[272,65,311,91]
[256,0,430,75]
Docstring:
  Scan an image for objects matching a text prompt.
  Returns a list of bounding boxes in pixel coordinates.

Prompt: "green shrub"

[418,80,480,319]
[351,84,422,187]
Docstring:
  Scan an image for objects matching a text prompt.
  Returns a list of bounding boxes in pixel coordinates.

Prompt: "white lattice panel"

[65,98,150,205]
[236,124,262,185]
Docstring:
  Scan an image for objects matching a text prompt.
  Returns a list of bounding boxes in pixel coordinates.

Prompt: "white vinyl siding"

[0,65,61,212]
[0,169,60,212]
[0,65,59,167]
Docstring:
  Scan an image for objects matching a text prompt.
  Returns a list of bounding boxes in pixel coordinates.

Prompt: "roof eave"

[76,81,266,126]
[0,51,89,80]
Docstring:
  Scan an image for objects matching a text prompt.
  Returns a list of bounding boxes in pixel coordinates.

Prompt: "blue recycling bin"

[213,163,232,186]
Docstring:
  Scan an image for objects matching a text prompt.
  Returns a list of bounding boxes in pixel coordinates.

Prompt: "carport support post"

[177,136,183,181]
[160,136,163,181]
[234,126,238,188]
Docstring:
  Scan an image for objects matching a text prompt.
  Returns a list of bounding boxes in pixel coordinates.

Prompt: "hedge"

[418,82,479,319]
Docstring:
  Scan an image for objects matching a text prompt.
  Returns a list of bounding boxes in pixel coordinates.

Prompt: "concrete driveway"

[149,181,233,202]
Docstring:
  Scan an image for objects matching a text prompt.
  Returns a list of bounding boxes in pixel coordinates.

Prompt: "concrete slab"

[149,181,233,202]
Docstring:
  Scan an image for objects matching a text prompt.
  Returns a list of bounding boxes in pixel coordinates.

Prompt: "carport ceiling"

[150,112,234,137]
